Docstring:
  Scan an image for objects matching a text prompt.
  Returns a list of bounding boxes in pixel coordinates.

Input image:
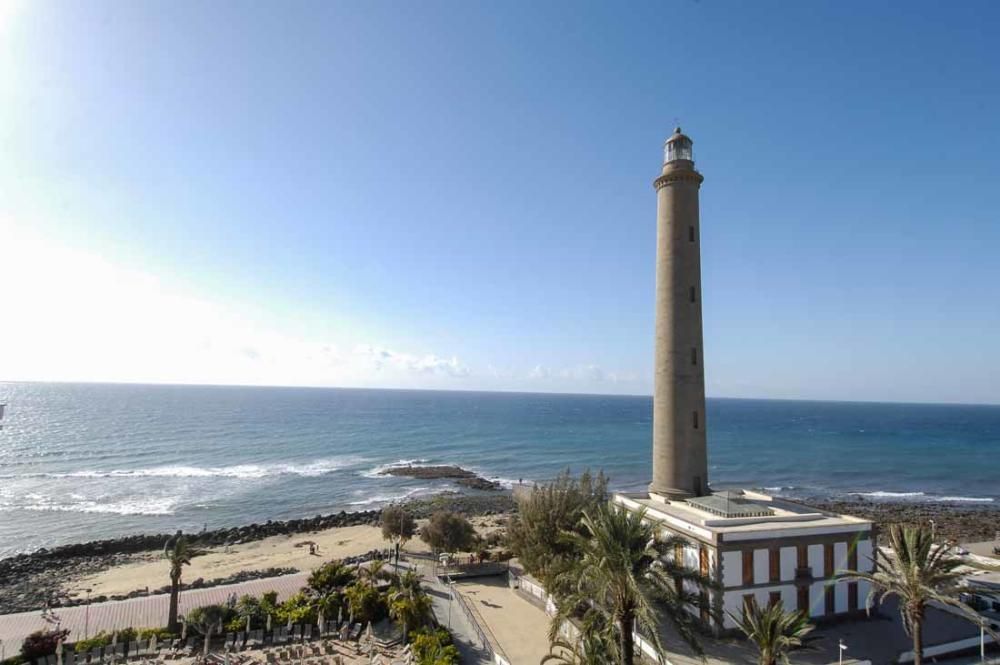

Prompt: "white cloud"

[0,222,470,388]
[353,344,470,378]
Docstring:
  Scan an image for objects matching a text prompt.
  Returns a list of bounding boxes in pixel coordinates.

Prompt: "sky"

[0,1,998,403]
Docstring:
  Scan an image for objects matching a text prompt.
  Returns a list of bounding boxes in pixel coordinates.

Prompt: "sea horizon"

[4,378,999,409]
[1,381,998,558]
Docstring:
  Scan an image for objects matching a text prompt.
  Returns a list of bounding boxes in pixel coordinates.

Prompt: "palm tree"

[841,524,995,665]
[550,502,714,665]
[540,627,614,665]
[360,559,388,587]
[728,598,814,665]
[164,531,205,633]
[387,572,432,642]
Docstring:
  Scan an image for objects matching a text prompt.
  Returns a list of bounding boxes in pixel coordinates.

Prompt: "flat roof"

[615,489,872,544]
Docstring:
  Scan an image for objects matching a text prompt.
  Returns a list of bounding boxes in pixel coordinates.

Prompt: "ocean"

[0,382,998,558]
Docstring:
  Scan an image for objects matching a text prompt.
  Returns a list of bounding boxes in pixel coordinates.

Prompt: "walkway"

[0,573,309,650]
[454,578,550,664]
[416,563,491,665]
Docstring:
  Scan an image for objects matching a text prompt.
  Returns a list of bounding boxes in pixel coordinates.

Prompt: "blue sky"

[1,1,998,403]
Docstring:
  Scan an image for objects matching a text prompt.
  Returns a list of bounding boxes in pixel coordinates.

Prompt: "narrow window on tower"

[692,348,698,366]
[690,286,696,303]
[689,226,695,242]
[693,411,699,429]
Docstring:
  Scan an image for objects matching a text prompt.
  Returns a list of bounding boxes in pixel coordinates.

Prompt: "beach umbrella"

[224,653,229,665]
[180,619,187,641]
[266,614,272,632]
[246,615,251,634]
[317,610,324,636]
[287,616,293,632]
[56,638,63,665]
[337,606,342,627]
[204,625,212,657]
[149,634,157,655]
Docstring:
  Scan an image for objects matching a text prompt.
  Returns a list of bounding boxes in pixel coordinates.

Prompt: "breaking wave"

[2,458,364,480]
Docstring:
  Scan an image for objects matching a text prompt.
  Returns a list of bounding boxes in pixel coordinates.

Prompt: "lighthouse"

[649,127,709,500]
[614,129,875,636]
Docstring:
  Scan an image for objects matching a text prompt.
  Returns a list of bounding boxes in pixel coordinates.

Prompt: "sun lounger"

[349,623,362,641]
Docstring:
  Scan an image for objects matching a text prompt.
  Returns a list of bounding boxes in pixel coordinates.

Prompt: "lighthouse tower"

[649,128,709,500]
[615,130,875,636]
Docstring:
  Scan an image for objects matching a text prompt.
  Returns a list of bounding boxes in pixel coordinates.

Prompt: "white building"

[615,489,875,633]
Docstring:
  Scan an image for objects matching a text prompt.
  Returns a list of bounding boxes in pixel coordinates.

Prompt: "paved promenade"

[0,573,309,650]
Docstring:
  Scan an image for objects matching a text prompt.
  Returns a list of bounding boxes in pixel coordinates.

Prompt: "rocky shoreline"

[808,499,1000,543]
[0,492,515,615]
[379,464,505,491]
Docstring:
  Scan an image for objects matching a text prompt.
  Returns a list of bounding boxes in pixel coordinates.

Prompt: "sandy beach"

[64,515,504,599]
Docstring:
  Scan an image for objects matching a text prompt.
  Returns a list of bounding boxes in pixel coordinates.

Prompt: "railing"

[450,585,511,665]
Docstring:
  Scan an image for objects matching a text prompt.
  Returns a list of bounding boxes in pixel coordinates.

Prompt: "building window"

[797,544,808,571]
[693,411,699,429]
[690,286,696,303]
[848,542,858,571]
[769,547,780,583]
[824,544,834,577]
[769,591,782,608]
[824,585,835,615]
[699,545,709,576]
[742,550,754,586]
[691,347,698,366]
[674,542,684,564]
[848,582,858,611]
[699,591,710,623]
[797,586,809,612]
[689,226,695,242]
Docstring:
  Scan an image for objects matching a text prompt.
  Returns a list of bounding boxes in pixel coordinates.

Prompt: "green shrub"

[409,628,459,665]
[136,628,174,641]
[73,632,112,653]
[21,629,70,662]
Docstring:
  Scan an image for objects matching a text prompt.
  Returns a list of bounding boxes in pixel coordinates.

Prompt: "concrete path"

[454,578,550,664]
[416,564,491,665]
[0,573,309,650]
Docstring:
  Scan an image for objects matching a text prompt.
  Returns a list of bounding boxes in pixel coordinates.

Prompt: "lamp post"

[83,588,93,640]
[838,638,847,665]
[981,618,986,664]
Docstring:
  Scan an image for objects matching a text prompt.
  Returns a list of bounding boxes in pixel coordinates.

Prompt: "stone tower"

[649,128,708,500]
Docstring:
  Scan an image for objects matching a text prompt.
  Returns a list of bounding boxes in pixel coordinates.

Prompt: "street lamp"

[83,588,93,640]
[981,618,986,664]
[838,638,847,665]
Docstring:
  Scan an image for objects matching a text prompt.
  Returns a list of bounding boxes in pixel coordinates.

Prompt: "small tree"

[21,629,70,663]
[388,571,432,641]
[409,628,459,665]
[420,511,476,554]
[308,560,355,594]
[381,505,417,565]
[728,598,815,665]
[506,469,607,592]
[163,531,205,634]
[344,582,382,624]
